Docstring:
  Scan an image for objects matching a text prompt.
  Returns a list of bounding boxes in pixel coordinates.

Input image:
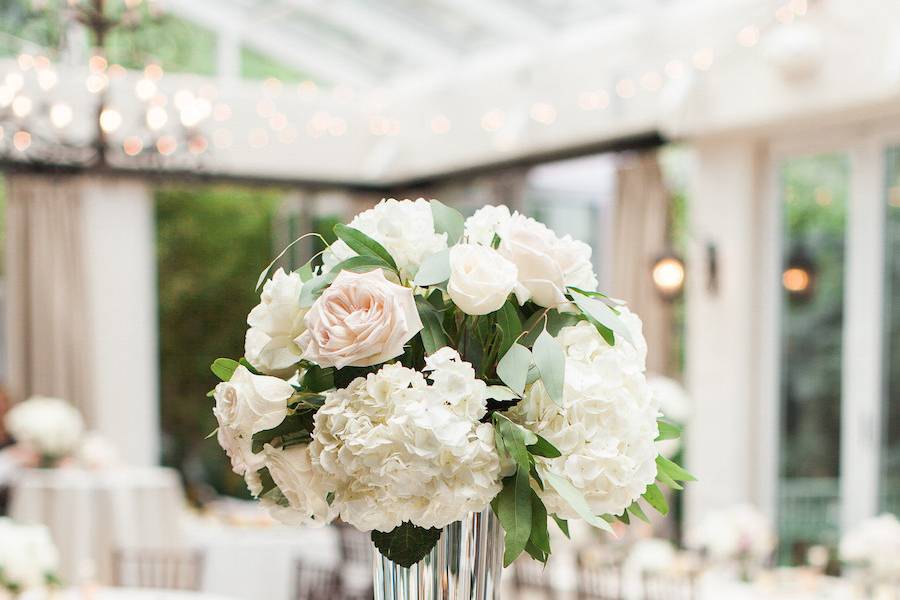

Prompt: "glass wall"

[777,154,849,563]
[881,147,900,516]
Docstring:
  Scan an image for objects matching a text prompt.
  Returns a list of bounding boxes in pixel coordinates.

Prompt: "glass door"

[775,153,849,563]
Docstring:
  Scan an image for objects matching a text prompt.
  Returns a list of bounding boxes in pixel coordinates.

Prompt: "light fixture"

[651,251,686,300]
[783,246,816,300]
[49,102,73,128]
[99,107,122,133]
[11,95,32,118]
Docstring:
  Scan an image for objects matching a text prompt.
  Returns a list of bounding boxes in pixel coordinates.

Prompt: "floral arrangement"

[687,504,775,578]
[840,513,900,582]
[0,518,60,596]
[4,396,84,467]
[209,199,692,567]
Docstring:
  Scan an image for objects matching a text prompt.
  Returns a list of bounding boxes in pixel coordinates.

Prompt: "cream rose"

[245,268,306,376]
[497,213,598,308]
[297,269,423,369]
[447,244,517,315]
[262,444,338,527]
[213,365,293,494]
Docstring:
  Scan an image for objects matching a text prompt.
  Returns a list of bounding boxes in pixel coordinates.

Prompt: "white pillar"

[684,139,771,532]
[80,177,159,466]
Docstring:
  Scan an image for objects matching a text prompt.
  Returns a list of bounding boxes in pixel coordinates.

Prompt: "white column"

[79,177,159,466]
[684,138,770,532]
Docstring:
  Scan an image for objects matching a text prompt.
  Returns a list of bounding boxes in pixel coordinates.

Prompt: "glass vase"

[372,508,503,600]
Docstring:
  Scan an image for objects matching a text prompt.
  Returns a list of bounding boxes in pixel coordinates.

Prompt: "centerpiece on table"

[840,513,900,593]
[0,518,60,599]
[687,504,775,582]
[208,199,693,599]
[4,396,84,468]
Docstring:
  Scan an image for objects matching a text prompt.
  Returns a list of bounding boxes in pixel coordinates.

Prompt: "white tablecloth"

[9,468,187,585]
[185,519,338,600]
[20,588,238,600]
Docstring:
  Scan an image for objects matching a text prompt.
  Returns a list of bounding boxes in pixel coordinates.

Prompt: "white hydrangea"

[309,352,502,532]
[322,198,448,277]
[463,204,511,246]
[840,513,900,579]
[507,314,658,519]
[0,518,59,592]
[4,396,84,460]
[261,444,339,527]
[687,504,776,562]
[245,268,306,376]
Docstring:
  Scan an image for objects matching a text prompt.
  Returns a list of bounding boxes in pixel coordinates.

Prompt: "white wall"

[80,178,159,466]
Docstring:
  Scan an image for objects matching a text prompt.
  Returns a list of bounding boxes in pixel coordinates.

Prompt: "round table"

[9,468,187,585]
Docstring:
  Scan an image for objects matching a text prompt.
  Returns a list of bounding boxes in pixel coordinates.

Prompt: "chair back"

[112,548,204,591]
[294,561,342,600]
[641,570,696,600]
[511,557,555,599]
[576,554,623,600]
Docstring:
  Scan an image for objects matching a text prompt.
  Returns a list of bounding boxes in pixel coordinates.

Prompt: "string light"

[99,107,123,133]
[480,109,505,132]
[615,78,636,98]
[37,69,57,90]
[13,131,31,151]
[0,86,15,108]
[156,135,177,155]
[146,106,168,130]
[188,135,208,154]
[123,136,143,156]
[263,77,283,96]
[85,73,108,93]
[143,64,163,80]
[135,78,157,101]
[11,96,32,118]
[17,53,34,70]
[108,64,126,79]
[49,102,73,128]
[577,90,609,110]
[297,80,318,98]
[430,114,451,134]
[529,102,557,125]
[5,73,23,92]
[88,55,108,73]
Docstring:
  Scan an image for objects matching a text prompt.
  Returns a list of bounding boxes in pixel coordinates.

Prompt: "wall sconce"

[651,251,685,300]
[783,246,816,300]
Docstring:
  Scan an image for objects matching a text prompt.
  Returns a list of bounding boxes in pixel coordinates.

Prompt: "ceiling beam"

[430,0,550,42]
[157,0,376,87]
[274,0,459,66]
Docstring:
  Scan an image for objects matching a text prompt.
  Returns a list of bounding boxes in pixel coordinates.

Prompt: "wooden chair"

[337,523,373,600]
[641,570,696,600]
[112,548,204,591]
[576,553,623,600]
[294,561,342,600]
[511,557,556,600]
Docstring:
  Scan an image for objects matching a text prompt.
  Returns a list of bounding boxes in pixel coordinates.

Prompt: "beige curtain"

[613,152,674,376]
[5,174,93,422]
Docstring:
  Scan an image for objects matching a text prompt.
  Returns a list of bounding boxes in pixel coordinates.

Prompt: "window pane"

[777,154,848,563]
[881,147,900,515]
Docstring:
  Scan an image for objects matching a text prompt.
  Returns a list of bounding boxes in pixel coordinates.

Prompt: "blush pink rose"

[297,269,423,369]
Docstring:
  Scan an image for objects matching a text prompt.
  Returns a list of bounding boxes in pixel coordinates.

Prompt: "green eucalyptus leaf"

[485,385,519,401]
[527,434,562,459]
[301,365,335,393]
[255,232,324,291]
[532,330,565,406]
[493,300,523,357]
[415,296,451,355]
[429,199,465,245]
[497,344,532,395]
[211,358,240,382]
[371,522,442,568]
[528,490,551,557]
[552,514,570,539]
[492,467,533,567]
[656,420,682,441]
[642,483,669,516]
[656,469,683,490]
[296,259,314,282]
[413,249,451,286]
[656,454,696,482]
[568,289,635,347]
[333,223,398,270]
[544,471,613,533]
[628,501,651,524]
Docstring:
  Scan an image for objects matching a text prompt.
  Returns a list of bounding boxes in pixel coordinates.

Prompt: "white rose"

[213,365,293,494]
[297,269,423,369]
[463,204,511,246]
[497,213,598,308]
[245,268,306,376]
[262,444,338,527]
[447,244,517,316]
[322,198,448,278]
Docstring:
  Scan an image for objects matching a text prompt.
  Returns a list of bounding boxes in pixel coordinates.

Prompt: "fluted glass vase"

[372,509,503,600]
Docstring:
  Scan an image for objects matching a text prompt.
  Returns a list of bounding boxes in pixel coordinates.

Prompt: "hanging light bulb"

[135,78,157,101]
[50,102,73,128]
[13,131,31,151]
[783,246,816,300]
[651,251,686,300]
[11,95,32,118]
[146,106,168,130]
[37,69,58,91]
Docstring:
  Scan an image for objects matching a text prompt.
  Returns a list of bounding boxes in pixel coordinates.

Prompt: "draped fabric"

[4,174,94,423]
[613,152,674,376]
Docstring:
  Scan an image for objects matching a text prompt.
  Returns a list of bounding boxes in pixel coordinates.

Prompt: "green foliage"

[241,46,307,82]
[412,249,450,286]
[334,223,399,271]
[496,344,531,395]
[210,358,239,382]
[415,295,451,355]
[371,522,442,568]
[532,330,565,406]
[429,200,465,245]
[156,185,281,498]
